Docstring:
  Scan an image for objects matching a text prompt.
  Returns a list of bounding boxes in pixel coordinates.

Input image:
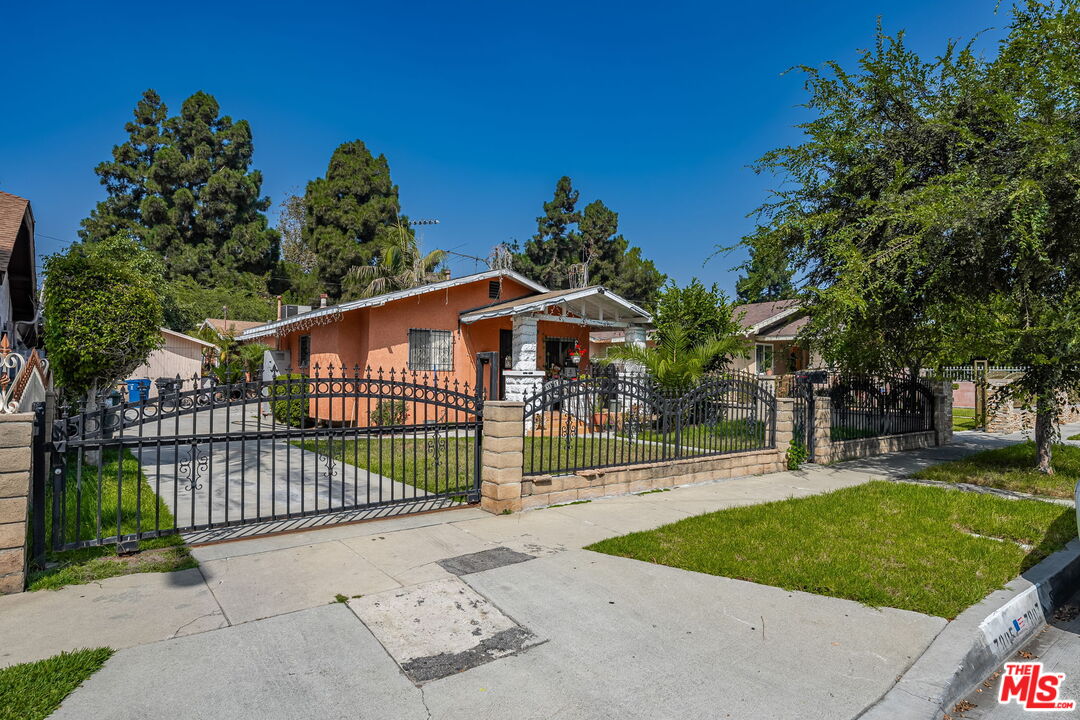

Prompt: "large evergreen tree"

[735,247,796,303]
[80,90,278,282]
[303,140,408,300]
[514,177,665,306]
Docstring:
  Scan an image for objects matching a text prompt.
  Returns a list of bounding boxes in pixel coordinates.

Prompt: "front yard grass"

[953,407,979,431]
[31,449,196,591]
[911,441,1080,499]
[586,481,1076,619]
[0,648,113,720]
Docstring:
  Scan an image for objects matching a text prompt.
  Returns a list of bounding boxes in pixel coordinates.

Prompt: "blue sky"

[1,1,1007,297]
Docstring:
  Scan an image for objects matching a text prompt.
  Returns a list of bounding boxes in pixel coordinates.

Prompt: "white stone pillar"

[504,315,544,427]
[625,325,647,349]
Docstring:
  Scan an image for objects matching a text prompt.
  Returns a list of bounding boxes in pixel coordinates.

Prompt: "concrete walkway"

[1,428,1067,719]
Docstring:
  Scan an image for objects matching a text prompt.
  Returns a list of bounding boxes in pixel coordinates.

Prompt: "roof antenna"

[488,243,514,271]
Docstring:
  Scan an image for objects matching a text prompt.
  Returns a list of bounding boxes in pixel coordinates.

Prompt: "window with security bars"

[408,329,454,372]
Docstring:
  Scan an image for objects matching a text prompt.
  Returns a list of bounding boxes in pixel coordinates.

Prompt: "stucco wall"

[127,332,206,393]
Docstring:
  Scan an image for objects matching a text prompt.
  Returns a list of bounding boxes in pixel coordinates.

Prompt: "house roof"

[758,314,810,342]
[238,269,549,340]
[201,318,265,336]
[733,299,801,334]
[0,191,30,272]
[161,327,217,349]
[459,286,653,327]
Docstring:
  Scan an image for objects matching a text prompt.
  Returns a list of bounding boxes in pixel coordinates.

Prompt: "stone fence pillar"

[480,401,525,514]
[0,413,34,594]
[932,379,953,446]
[811,396,832,463]
[775,397,794,457]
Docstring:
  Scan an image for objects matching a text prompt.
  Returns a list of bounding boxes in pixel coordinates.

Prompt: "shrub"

[786,438,810,469]
[271,374,309,427]
[371,399,407,426]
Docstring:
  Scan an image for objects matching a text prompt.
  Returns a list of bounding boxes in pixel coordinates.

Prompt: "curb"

[858,536,1080,720]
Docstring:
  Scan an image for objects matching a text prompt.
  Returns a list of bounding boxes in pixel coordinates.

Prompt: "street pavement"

[952,588,1080,720]
[2,426,1075,719]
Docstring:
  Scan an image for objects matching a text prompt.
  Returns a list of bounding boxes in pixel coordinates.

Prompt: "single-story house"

[126,327,217,395]
[730,299,821,376]
[237,269,653,424]
[0,191,39,351]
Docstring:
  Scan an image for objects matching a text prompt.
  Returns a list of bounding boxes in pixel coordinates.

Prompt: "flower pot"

[568,355,581,365]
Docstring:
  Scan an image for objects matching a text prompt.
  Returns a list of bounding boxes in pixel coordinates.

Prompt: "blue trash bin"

[126,378,151,403]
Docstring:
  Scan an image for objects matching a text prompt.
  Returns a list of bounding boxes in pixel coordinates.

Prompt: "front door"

[499,329,513,399]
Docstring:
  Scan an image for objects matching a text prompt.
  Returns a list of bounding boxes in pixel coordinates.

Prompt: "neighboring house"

[126,327,217,395]
[237,269,653,424]
[0,191,39,351]
[731,299,820,376]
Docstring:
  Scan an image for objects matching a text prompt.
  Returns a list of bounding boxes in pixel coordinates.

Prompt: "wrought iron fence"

[935,366,1026,382]
[822,372,934,440]
[521,369,776,476]
[40,365,484,551]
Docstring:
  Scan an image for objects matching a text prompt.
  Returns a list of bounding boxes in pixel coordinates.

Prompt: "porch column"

[624,325,647,349]
[503,314,544,408]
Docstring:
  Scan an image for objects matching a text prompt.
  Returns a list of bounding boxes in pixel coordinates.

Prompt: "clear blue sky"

[0,0,1006,297]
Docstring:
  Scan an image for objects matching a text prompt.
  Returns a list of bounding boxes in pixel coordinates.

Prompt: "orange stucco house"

[238,269,653,424]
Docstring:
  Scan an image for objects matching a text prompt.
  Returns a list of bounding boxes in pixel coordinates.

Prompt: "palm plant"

[348,221,447,299]
[600,325,747,389]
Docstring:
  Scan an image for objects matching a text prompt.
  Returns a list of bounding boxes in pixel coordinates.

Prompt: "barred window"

[298,335,311,367]
[409,329,454,372]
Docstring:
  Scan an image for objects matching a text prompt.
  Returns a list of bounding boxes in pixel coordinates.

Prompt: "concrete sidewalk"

[0,428,1057,718]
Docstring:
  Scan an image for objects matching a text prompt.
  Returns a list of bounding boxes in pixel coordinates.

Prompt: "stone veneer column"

[504,314,544,431]
[811,396,832,463]
[624,325,647,349]
[932,379,954,446]
[480,401,525,514]
[0,413,33,594]
[774,397,795,457]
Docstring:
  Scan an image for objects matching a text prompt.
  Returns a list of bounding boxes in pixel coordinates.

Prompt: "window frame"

[298,334,311,368]
[408,328,454,372]
[755,343,774,375]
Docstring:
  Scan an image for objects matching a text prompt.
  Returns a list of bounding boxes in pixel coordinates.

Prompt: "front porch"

[459,286,653,402]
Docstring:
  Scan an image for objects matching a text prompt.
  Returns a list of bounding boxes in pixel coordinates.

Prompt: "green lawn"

[912,441,1080,499]
[954,407,979,431]
[31,450,196,591]
[830,425,881,441]
[1069,432,1080,441]
[627,419,767,448]
[298,434,651,488]
[586,481,1076,619]
[0,648,113,720]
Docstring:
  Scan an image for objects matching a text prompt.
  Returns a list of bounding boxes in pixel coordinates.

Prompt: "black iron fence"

[38,365,485,552]
[786,370,934,447]
[521,369,776,476]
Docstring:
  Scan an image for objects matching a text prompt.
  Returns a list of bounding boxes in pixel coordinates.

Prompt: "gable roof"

[733,299,801,334]
[0,191,30,272]
[459,286,652,327]
[161,327,217,349]
[239,269,548,340]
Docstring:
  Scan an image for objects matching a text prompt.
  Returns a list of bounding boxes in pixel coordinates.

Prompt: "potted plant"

[592,394,612,430]
[568,341,585,365]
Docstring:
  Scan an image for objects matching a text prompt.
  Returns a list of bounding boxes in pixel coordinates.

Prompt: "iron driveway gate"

[36,365,485,552]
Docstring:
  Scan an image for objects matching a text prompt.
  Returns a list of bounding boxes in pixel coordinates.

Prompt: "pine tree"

[80,90,279,282]
[735,248,796,303]
[514,178,665,306]
[514,176,581,288]
[303,140,408,300]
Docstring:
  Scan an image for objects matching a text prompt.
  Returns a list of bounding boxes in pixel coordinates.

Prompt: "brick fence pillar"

[480,401,524,514]
[811,396,832,463]
[0,413,34,594]
[933,379,954,446]
[775,397,794,457]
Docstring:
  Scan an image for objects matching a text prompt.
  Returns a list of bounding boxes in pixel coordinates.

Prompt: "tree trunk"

[1034,396,1054,475]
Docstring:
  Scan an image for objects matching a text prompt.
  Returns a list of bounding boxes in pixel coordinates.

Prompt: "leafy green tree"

[735,248,796,303]
[654,279,744,350]
[80,90,279,282]
[602,325,746,390]
[740,1,1080,472]
[171,275,276,325]
[303,140,408,300]
[349,222,447,298]
[43,236,165,402]
[514,177,665,306]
